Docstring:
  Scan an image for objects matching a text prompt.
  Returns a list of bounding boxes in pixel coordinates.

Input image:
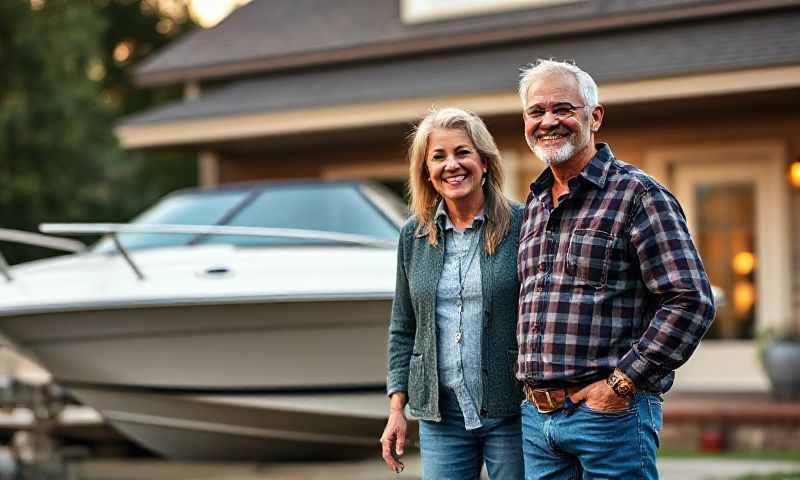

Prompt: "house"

[117,0,800,397]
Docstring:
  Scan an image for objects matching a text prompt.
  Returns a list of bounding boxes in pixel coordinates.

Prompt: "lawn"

[661,450,800,463]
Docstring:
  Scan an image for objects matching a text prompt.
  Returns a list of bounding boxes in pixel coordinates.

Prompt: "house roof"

[123,8,800,127]
[135,0,800,85]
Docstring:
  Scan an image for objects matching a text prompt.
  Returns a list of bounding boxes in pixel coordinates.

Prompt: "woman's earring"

[481,170,488,186]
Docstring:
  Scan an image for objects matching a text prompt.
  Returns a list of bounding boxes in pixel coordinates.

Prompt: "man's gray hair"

[518,59,599,108]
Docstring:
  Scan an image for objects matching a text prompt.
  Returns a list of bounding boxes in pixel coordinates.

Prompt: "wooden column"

[198,150,220,187]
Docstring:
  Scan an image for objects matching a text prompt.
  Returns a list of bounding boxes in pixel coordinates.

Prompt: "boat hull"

[0,297,399,460]
[67,388,409,461]
[0,298,391,389]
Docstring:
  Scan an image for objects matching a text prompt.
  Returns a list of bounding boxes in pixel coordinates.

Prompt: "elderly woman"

[380,108,524,479]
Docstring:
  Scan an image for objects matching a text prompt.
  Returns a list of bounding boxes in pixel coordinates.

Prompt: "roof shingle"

[137,0,799,85]
[124,8,800,126]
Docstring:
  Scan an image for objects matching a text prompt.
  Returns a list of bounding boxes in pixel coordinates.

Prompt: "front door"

[646,143,790,392]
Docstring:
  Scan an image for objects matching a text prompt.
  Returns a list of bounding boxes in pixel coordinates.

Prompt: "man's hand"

[380,392,408,473]
[569,379,631,413]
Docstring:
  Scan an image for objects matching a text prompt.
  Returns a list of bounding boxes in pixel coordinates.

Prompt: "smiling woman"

[424,128,487,228]
[406,108,512,253]
[382,107,523,479]
[188,0,251,28]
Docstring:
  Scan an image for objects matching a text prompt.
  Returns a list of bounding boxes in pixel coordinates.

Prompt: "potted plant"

[759,324,800,400]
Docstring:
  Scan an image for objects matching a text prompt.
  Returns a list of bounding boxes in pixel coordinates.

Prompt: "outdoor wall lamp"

[790,157,800,189]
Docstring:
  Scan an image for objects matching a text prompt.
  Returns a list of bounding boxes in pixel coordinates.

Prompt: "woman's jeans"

[419,389,524,480]
[521,392,663,480]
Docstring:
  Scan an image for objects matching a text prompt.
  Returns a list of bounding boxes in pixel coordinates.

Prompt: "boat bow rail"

[0,228,86,283]
[38,223,398,281]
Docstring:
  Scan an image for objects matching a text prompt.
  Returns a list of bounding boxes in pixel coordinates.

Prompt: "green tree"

[0,0,197,264]
[0,0,117,263]
[88,0,197,222]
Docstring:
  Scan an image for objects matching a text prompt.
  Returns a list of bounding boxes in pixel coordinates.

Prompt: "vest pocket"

[506,348,522,404]
[408,353,424,406]
[506,349,519,380]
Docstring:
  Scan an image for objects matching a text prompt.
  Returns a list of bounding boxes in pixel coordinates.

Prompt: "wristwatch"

[607,369,636,399]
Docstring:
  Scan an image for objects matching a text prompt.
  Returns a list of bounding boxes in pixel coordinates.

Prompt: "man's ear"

[590,104,605,132]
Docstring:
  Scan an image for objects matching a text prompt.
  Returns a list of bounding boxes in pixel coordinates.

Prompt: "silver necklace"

[453,223,482,345]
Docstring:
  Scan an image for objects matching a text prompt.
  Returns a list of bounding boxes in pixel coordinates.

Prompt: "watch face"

[617,382,634,397]
[609,372,634,398]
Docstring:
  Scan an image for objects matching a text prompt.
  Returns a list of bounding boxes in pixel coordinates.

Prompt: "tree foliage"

[0,0,197,264]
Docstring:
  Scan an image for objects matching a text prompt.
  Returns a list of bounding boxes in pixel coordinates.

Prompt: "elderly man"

[516,59,715,479]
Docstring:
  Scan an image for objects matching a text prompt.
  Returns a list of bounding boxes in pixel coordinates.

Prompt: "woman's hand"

[380,392,408,473]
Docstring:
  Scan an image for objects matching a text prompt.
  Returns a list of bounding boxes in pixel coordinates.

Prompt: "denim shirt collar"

[529,143,615,203]
[434,200,486,232]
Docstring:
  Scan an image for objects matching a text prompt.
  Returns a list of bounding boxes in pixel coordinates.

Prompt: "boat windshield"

[199,184,400,246]
[93,189,250,252]
[93,183,402,251]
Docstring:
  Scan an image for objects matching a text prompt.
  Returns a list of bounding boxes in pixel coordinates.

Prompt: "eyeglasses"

[525,103,589,121]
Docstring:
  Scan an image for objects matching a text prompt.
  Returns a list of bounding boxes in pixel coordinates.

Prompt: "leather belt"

[524,383,589,413]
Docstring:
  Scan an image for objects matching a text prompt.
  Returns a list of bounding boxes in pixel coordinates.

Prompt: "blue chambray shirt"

[434,202,485,430]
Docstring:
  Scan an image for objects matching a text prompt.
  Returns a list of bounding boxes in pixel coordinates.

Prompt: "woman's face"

[425,128,487,208]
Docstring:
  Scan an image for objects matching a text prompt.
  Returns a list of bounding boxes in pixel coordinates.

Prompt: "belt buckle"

[528,387,560,414]
[536,390,559,414]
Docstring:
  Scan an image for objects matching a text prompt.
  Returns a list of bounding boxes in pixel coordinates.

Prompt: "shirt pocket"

[566,229,614,288]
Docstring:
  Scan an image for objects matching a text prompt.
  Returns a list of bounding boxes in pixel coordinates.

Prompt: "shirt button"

[538,263,546,272]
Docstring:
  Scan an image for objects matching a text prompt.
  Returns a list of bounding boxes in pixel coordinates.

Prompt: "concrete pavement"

[658,458,800,480]
[72,454,800,479]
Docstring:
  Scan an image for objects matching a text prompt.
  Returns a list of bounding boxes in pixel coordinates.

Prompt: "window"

[401,0,579,23]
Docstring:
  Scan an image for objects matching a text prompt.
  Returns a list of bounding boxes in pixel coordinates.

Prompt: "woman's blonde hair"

[407,107,511,255]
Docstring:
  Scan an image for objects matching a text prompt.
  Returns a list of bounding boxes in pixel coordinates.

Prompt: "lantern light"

[789,159,800,189]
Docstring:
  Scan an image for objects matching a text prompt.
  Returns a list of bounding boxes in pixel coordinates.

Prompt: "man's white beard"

[533,142,576,166]
[529,128,591,166]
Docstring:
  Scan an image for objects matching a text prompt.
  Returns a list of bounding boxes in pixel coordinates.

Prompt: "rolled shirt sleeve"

[618,187,716,391]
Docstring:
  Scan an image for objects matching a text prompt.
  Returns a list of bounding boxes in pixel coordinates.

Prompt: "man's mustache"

[536,127,571,138]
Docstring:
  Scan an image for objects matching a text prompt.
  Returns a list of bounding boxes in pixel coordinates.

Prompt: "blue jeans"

[420,389,524,480]
[521,392,663,480]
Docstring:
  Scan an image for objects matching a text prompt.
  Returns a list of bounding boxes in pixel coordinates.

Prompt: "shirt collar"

[435,200,486,231]
[529,143,614,200]
[579,143,613,188]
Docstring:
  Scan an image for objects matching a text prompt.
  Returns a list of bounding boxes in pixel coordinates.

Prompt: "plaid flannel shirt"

[516,144,715,393]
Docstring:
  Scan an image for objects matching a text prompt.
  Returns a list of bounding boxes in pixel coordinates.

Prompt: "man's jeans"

[521,392,662,480]
[419,389,524,479]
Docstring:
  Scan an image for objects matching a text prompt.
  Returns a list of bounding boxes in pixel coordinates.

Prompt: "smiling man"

[515,59,716,479]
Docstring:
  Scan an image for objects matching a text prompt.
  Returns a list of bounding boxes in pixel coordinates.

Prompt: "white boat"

[0,180,409,461]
